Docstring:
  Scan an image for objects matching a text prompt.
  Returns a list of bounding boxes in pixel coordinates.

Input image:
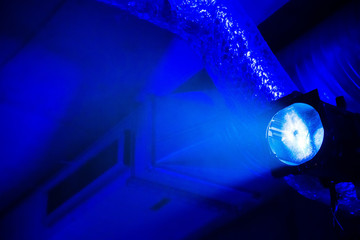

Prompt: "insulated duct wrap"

[99,0,297,112]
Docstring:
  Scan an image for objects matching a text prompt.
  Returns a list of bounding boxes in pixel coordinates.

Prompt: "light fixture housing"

[267,89,360,182]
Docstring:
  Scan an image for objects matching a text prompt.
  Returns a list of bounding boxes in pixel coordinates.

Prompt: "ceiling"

[0,0,291,213]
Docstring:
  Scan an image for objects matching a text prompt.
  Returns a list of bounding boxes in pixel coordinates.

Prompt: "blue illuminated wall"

[0,0,177,210]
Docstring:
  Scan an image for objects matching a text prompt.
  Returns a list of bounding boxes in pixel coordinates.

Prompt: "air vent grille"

[47,141,118,214]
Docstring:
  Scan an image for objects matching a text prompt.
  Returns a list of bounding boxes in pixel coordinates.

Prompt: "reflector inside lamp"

[267,103,324,165]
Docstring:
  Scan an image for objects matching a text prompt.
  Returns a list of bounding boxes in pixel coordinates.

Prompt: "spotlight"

[266,103,324,166]
[267,90,360,182]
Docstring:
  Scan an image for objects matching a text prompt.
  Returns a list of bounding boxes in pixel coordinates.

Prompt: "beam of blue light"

[267,103,324,166]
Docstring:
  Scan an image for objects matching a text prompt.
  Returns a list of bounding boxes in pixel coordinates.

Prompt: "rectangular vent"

[47,141,118,214]
[123,129,135,167]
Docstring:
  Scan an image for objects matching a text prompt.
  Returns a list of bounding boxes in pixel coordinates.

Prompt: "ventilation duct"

[99,0,298,112]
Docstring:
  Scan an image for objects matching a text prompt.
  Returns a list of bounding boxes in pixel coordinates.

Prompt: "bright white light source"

[267,103,324,165]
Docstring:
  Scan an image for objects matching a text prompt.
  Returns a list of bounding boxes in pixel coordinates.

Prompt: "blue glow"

[267,103,324,165]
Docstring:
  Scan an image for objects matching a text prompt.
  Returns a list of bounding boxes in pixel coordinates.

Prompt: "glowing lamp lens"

[267,103,324,166]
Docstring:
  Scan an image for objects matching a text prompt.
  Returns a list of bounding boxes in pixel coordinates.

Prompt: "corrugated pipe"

[98,0,297,113]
